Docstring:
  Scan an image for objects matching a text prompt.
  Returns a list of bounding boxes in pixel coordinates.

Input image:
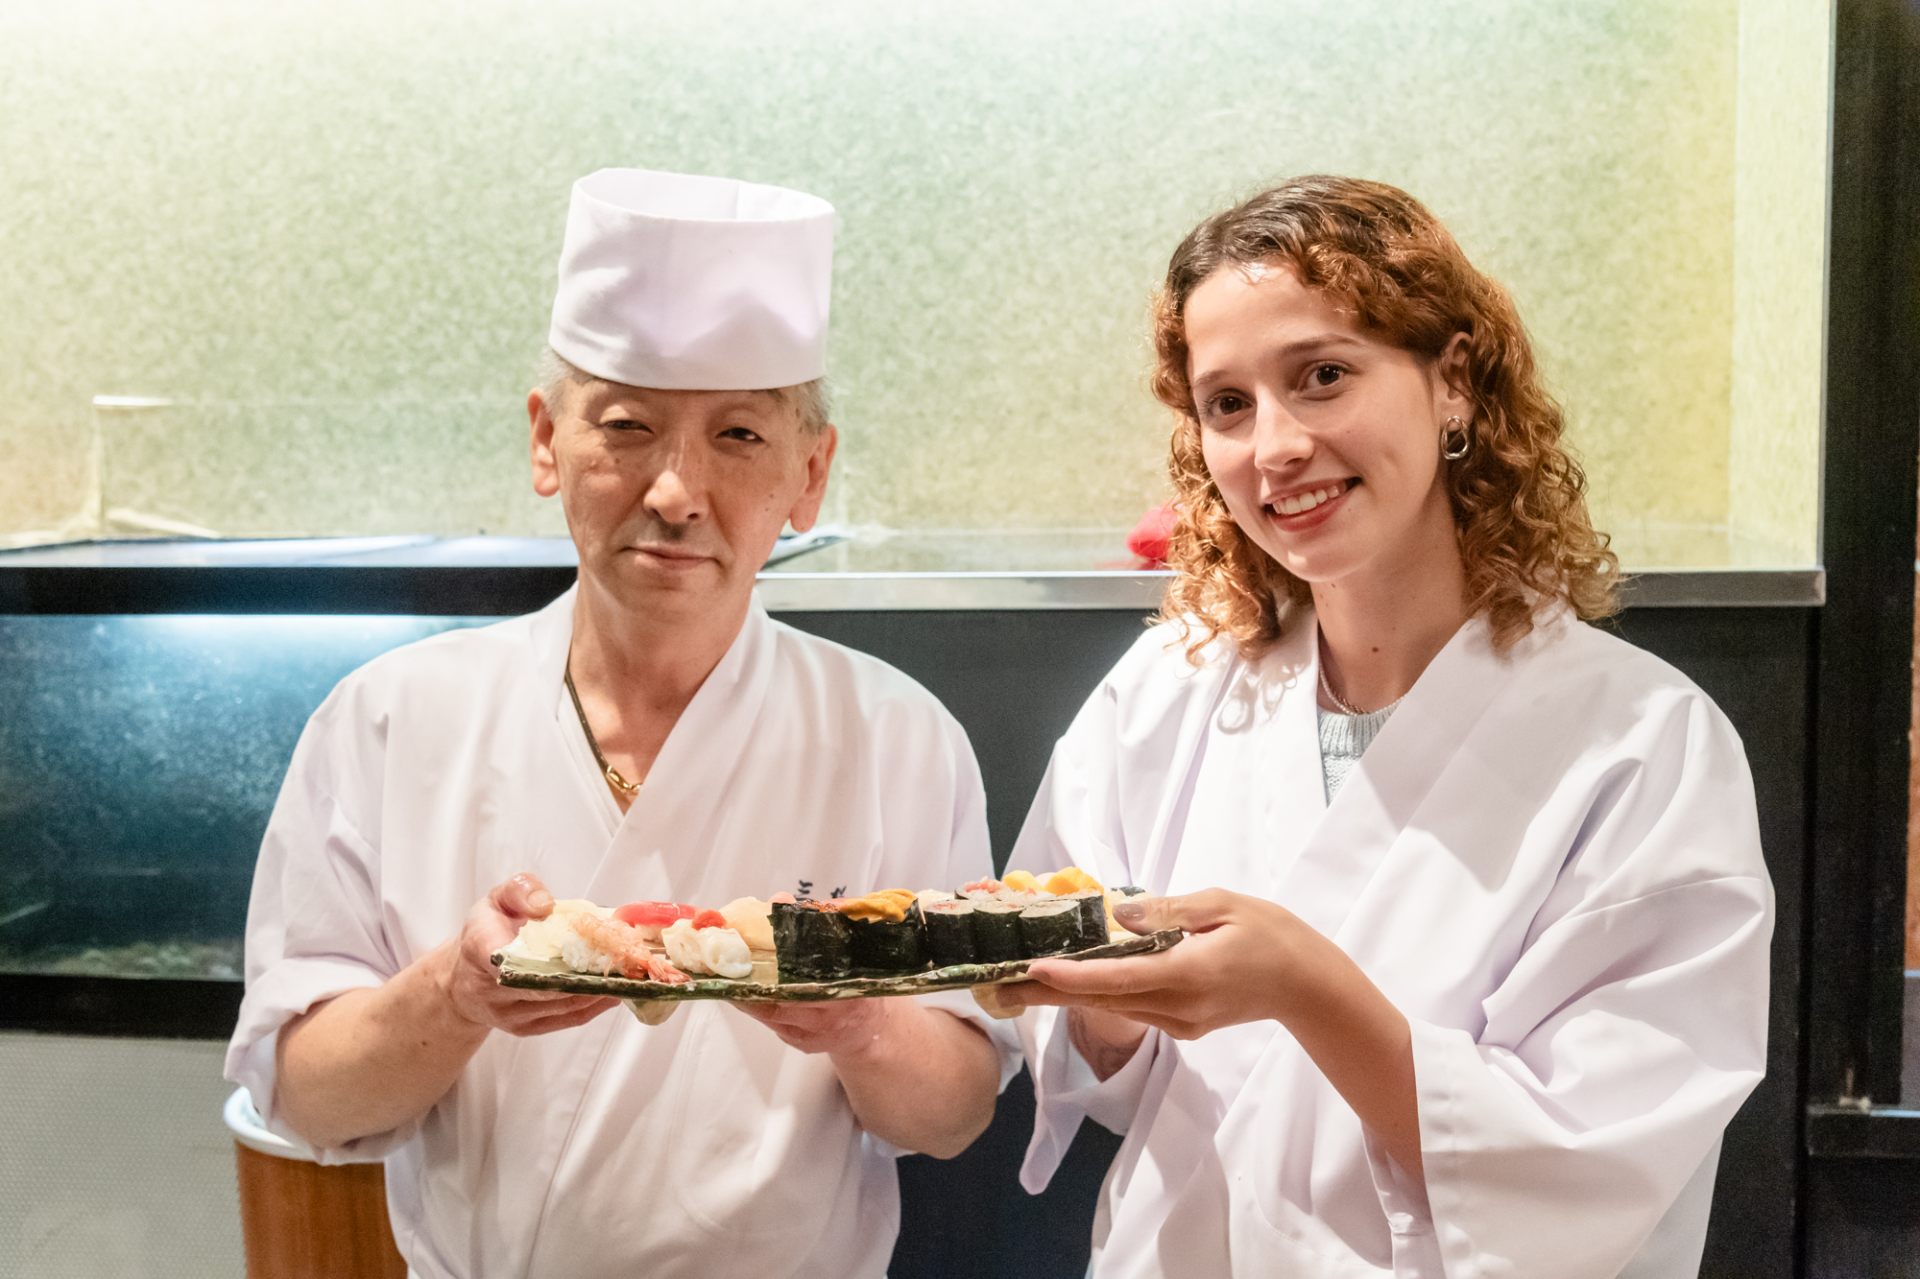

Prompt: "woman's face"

[1185,261,1470,590]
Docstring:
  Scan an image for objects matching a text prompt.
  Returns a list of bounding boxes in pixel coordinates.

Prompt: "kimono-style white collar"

[527,583,770,728]
[1280,605,1570,945]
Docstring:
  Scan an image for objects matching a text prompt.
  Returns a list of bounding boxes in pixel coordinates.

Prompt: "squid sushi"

[922,898,978,968]
[970,900,1022,963]
[661,918,711,975]
[694,925,754,980]
[1017,899,1084,958]
[771,900,854,982]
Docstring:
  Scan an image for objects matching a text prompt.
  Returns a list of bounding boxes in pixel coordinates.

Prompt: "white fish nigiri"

[719,897,775,953]
[696,925,754,980]
[515,899,611,961]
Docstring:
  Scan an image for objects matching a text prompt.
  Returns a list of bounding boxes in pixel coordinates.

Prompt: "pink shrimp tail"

[644,954,690,984]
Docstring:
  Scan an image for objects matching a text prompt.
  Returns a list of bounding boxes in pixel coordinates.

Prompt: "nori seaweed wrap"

[970,900,1022,962]
[842,900,929,974]
[922,899,978,968]
[771,900,853,982]
[1018,899,1083,958]
[1063,891,1108,949]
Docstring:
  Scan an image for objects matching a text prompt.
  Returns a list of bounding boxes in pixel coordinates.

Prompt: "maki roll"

[970,900,1023,963]
[837,890,928,975]
[1018,899,1084,958]
[922,899,978,968]
[1062,890,1108,950]
[771,900,854,982]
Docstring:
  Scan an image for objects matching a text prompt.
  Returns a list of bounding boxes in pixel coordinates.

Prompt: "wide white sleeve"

[1009,682,1163,1193]
[221,690,415,1164]
[1370,694,1774,1278]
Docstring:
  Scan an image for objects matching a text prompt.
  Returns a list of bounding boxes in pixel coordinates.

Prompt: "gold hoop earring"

[1440,415,1472,461]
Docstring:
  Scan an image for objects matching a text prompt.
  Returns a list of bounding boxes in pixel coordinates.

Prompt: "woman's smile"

[1262,478,1358,532]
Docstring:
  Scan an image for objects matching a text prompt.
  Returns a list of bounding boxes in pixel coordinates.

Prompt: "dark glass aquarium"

[0,614,492,987]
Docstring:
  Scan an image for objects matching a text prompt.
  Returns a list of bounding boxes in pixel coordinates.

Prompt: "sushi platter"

[490,867,1183,1004]
[494,928,1182,1003]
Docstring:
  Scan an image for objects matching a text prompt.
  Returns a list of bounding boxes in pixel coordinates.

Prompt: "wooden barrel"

[226,1089,407,1279]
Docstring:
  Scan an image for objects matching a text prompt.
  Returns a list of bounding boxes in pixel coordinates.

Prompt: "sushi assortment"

[768,869,1147,983]
[496,868,1159,998]
[509,896,775,986]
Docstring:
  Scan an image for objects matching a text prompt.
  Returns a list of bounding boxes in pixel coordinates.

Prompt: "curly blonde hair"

[1150,175,1619,660]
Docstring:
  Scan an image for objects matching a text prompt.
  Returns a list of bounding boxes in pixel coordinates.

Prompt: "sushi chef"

[225,168,1013,1279]
[998,176,1774,1277]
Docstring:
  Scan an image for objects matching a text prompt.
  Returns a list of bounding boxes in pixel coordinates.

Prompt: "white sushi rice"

[514,900,612,963]
[558,934,617,976]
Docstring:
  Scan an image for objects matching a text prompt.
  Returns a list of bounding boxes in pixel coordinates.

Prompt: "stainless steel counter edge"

[754,568,1828,612]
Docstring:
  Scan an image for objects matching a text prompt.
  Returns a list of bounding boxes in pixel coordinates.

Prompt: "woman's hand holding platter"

[1005,889,1333,1038]
[1009,887,1423,1176]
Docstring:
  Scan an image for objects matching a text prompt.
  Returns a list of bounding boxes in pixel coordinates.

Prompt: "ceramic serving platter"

[491,928,1183,1003]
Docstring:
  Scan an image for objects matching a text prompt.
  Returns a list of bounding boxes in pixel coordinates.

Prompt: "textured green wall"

[1729,0,1832,566]
[0,0,1827,564]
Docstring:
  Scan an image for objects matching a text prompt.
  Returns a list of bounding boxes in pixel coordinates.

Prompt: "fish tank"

[0,614,490,993]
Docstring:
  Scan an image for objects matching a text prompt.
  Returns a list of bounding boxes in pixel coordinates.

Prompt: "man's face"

[529,379,835,620]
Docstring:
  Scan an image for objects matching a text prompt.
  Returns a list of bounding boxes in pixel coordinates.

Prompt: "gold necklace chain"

[564,659,641,798]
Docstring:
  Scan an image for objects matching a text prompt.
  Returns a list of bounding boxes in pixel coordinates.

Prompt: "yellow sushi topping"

[1043,867,1104,896]
[837,888,918,922]
[1001,869,1042,893]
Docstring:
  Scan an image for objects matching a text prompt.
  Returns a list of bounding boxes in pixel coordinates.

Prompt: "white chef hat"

[547,168,835,392]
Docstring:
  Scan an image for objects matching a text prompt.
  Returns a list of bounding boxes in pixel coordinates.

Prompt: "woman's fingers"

[1023,956,1161,996]
[1112,887,1236,936]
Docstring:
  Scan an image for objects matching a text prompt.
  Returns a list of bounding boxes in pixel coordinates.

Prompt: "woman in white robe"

[1000,176,1773,1278]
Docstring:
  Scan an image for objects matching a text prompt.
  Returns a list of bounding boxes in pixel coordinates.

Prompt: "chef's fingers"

[511,998,619,1036]
[740,1003,839,1033]
[499,996,616,1034]
[729,1001,789,1030]
[489,872,555,921]
[460,908,521,966]
[1111,888,1234,936]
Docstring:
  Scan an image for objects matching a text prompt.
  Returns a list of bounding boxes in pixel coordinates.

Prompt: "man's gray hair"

[535,347,829,434]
